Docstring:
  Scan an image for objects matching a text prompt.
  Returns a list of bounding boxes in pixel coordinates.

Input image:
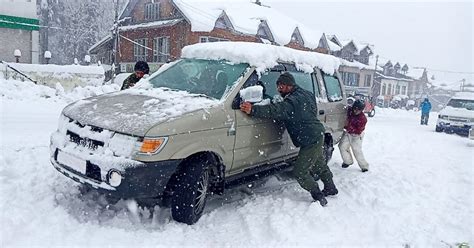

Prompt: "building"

[0,0,40,63]
[90,0,338,72]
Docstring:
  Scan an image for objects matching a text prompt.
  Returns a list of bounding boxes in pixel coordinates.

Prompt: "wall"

[0,28,32,63]
[0,0,37,19]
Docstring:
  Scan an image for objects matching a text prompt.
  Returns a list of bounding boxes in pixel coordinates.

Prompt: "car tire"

[171,159,210,225]
[368,109,375,117]
[435,125,443,132]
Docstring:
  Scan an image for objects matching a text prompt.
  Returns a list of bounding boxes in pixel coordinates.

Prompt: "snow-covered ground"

[1,78,472,247]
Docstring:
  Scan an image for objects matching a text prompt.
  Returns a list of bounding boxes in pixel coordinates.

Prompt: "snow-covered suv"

[436,92,474,136]
[50,42,347,224]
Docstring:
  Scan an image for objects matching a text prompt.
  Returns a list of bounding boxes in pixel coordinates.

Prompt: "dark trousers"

[292,137,333,193]
[421,113,429,125]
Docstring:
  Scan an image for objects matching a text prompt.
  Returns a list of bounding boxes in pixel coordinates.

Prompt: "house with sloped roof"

[89,0,336,72]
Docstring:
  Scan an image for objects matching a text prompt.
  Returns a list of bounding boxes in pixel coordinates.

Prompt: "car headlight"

[107,170,122,187]
[137,137,168,155]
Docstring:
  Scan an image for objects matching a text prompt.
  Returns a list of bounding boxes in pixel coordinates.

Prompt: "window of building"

[134,38,148,62]
[364,74,372,87]
[153,37,170,63]
[395,85,401,95]
[199,36,229,43]
[382,84,386,95]
[341,72,359,86]
[145,2,160,20]
[322,72,343,102]
[402,86,407,95]
[387,84,392,95]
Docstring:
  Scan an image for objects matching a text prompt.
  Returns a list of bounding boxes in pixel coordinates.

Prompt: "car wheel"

[435,125,443,132]
[368,109,375,117]
[171,159,210,225]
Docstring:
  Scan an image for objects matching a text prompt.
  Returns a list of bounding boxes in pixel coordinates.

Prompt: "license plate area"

[57,151,87,175]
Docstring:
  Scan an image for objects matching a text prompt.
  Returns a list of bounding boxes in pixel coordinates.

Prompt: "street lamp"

[14,49,21,63]
[44,51,51,64]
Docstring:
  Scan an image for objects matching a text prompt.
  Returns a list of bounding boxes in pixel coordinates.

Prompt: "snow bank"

[182,42,341,74]
[0,78,119,103]
[1,62,105,91]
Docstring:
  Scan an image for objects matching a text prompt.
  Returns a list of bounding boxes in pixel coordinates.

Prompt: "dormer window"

[145,2,160,20]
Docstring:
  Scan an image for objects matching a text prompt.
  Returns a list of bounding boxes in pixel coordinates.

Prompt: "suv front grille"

[67,131,104,150]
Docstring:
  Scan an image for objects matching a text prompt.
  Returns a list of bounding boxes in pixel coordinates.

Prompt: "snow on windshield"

[181,42,340,75]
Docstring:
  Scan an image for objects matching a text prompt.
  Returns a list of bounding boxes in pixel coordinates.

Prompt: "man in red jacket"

[338,99,369,172]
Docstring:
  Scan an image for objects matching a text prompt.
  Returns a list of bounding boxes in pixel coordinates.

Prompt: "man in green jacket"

[240,72,338,206]
[121,61,149,90]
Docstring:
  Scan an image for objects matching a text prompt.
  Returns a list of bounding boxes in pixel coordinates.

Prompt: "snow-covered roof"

[340,58,375,70]
[181,41,341,74]
[325,36,342,51]
[88,34,112,53]
[173,0,325,48]
[119,18,183,31]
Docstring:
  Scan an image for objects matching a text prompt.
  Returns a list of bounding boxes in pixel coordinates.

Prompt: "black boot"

[310,190,328,206]
[322,178,338,196]
[342,163,350,168]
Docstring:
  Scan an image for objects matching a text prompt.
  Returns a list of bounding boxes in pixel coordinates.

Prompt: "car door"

[315,69,346,142]
[230,70,288,175]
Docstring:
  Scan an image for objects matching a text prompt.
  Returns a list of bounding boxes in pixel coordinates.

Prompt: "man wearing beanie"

[240,72,338,206]
[121,61,150,90]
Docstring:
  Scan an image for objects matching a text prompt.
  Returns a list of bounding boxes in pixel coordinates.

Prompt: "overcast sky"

[266,0,473,83]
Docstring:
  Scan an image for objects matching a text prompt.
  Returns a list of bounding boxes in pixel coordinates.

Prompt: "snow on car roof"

[181,41,341,75]
[452,92,474,100]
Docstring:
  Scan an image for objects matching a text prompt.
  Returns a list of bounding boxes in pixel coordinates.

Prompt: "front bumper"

[436,121,471,136]
[51,149,181,199]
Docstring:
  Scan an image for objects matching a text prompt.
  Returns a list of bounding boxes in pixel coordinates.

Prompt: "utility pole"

[111,0,120,84]
[460,78,465,92]
[370,54,379,101]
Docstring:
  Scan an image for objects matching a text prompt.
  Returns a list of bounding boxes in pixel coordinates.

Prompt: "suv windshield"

[148,59,248,99]
[447,99,474,110]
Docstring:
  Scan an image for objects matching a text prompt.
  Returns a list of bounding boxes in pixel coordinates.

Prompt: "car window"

[292,71,314,95]
[322,72,343,102]
[258,71,280,97]
[447,99,474,110]
[148,58,248,100]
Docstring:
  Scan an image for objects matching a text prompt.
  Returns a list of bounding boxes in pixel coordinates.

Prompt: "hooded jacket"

[345,106,367,135]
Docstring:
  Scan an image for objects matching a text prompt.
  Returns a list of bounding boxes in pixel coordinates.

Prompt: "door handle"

[227,121,236,136]
[319,110,325,115]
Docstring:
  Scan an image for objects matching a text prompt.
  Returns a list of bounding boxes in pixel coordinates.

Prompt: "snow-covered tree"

[38,0,123,65]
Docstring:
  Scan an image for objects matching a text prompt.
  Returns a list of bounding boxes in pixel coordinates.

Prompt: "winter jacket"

[420,100,432,114]
[121,73,140,90]
[251,85,325,147]
[345,106,367,135]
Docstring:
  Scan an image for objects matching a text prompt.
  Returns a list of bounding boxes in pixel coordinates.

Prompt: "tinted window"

[322,73,343,102]
[292,72,314,95]
[259,71,280,98]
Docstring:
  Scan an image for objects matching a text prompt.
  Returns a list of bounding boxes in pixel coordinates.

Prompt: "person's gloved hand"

[240,101,252,115]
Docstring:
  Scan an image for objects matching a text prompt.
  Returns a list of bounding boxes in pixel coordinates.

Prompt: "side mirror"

[239,85,264,103]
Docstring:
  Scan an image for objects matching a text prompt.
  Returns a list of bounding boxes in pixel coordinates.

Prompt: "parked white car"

[436,92,474,136]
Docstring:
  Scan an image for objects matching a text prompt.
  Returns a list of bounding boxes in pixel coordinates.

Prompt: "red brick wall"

[131,0,177,23]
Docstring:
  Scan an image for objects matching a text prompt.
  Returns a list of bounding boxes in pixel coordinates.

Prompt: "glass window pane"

[323,73,343,102]
[292,72,313,94]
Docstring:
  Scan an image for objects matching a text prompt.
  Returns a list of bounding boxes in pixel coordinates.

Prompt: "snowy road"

[1,80,472,247]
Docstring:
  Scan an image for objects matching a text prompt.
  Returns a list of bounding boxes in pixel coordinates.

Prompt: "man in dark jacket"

[121,61,150,90]
[339,99,369,172]
[240,72,338,206]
